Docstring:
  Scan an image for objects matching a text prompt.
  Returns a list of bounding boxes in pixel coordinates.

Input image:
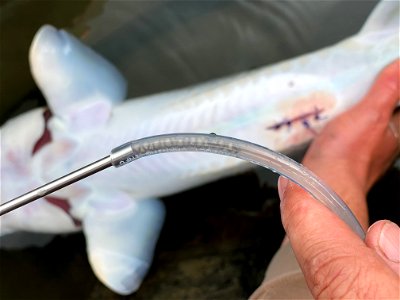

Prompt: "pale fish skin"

[0,1,398,295]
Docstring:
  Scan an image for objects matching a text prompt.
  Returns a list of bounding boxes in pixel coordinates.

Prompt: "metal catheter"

[0,133,366,239]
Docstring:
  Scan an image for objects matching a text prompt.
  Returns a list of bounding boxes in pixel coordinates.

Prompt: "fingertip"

[277,176,289,200]
[278,178,332,242]
[366,220,400,275]
[278,177,310,203]
[377,59,399,88]
[378,59,399,93]
[366,220,400,261]
[366,220,387,241]
[361,59,400,114]
[278,178,312,230]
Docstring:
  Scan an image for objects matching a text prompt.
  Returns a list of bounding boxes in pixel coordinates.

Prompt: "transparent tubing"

[111,133,365,239]
[0,133,365,239]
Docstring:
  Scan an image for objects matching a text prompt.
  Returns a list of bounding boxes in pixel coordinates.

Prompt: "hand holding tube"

[278,60,399,299]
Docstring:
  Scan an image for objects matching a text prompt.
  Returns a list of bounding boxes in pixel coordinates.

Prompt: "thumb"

[278,176,371,297]
[365,220,400,276]
[278,176,366,253]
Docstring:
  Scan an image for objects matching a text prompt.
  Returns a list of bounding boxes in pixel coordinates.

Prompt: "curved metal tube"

[1,133,365,239]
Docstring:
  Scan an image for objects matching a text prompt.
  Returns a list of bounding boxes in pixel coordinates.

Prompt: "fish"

[0,0,398,295]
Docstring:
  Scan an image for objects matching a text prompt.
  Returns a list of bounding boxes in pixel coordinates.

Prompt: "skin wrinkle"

[314,240,398,298]
[321,248,382,299]
[315,264,361,299]
[303,242,350,274]
[311,251,390,299]
[355,257,398,299]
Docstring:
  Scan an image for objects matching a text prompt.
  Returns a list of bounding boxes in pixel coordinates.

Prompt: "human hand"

[278,59,400,299]
[300,59,400,228]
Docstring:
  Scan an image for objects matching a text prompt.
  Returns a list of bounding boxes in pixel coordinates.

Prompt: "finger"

[278,177,370,296]
[279,176,400,297]
[383,109,400,159]
[343,60,399,152]
[278,176,366,255]
[304,61,399,161]
[388,109,400,150]
[365,110,400,189]
[365,220,400,276]
[357,59,399,121]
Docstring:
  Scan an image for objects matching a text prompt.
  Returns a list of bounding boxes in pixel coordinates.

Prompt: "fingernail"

[278,177,289,200]
[378,221,400,263]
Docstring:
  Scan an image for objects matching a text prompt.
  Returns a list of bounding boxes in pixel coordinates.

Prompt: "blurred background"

[1,1,398,299]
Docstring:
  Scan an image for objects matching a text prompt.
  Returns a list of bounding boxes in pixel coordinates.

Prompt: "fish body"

[0,1,398,295]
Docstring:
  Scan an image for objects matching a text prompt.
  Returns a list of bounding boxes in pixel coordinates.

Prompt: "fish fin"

[81,192,165,295]
[29,25,127,119]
